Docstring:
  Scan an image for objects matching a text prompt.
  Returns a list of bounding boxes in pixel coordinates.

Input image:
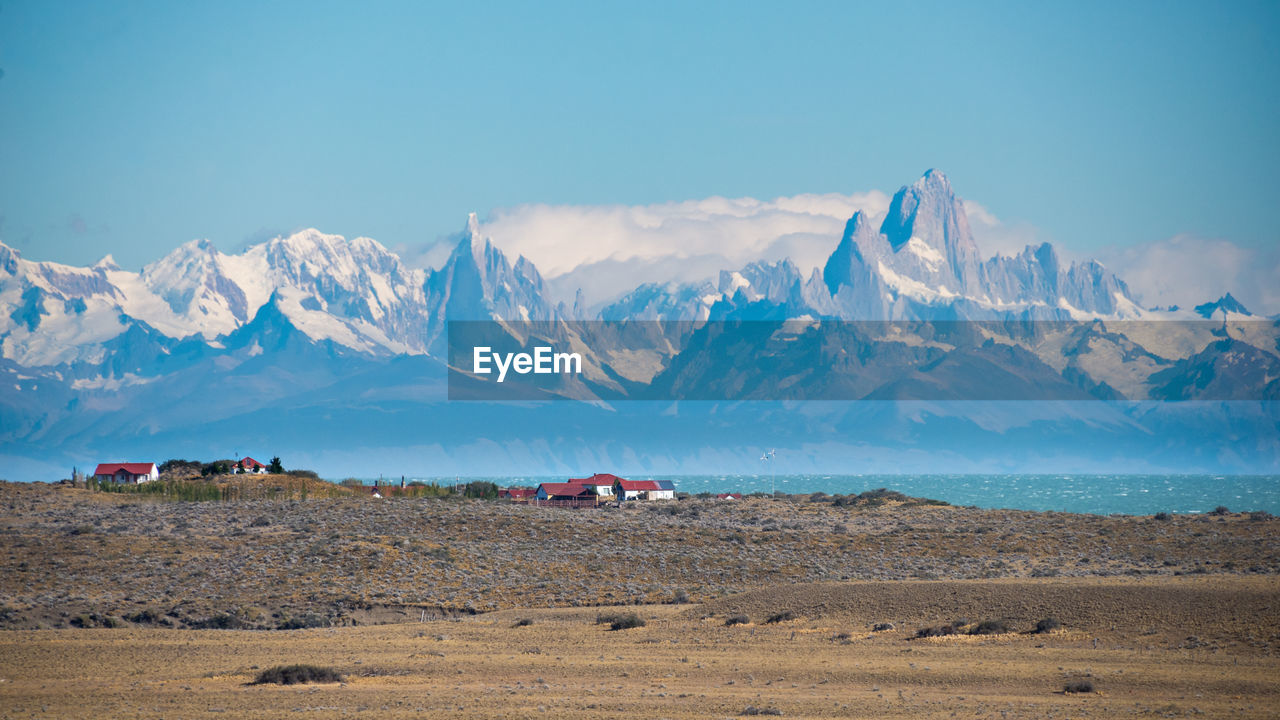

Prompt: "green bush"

[463,481,499,499]
[1034,618,1061,634]
[1063,678,1094,694]
[608,613,646,631]
[914,623,960,638]
[251,664,343,685]
[969,619,1010,635]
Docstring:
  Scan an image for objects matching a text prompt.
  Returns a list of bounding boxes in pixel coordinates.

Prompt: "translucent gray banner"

[446,320,1280,401]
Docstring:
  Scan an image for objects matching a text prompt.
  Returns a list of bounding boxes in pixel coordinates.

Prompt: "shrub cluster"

[1063,677,1095,694]
[968,619,1010,635]
[1034,618,1061,634]
[251,664,343,685]
[596,612,646,630]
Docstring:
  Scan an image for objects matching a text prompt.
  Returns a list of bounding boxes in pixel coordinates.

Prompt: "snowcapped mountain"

[647,169,1142,322]
[1194,292,1252,319]
[1,169,1277,480]
[0,169,1179,373]
[423,213,555,350]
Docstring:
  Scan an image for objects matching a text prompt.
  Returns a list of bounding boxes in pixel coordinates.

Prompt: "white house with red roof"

[613,478,675,501]
[93,462,159,484]
[235,457,268,474]
[568,473,618,497]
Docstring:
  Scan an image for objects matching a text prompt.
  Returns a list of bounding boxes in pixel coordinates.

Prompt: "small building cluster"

[91,455,272,485]
[504,473,676,507]
[87,461,681,508]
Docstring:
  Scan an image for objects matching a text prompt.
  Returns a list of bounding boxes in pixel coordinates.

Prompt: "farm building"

[500,487,536,501]
[93,462,159,484]
[535,482,600,507]
[235,457,268,474]
[613,478,675,501]
[568,473,619,497]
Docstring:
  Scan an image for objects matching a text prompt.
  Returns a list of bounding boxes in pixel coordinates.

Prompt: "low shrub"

[1153,511,1171,521]
[1063,677,1095,694]
[124,608,164,625]
[742,706,783,716]
[251,664,343,685]
[872,622,894,632]
[1209,505,1230,516]
[764,610,797,624]
[512,618,534,628]
[969,619,1010,635]
[608,613,646,631]
[1034,618,1061,634]
[725,614,750,626]
[671,589,691,604]
[190,612,250,629]
[914,623,960,638]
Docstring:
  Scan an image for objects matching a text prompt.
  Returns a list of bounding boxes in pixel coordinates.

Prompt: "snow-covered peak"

[916,167,953,193]
[0,240,20,275]
[1195,293,1252,319]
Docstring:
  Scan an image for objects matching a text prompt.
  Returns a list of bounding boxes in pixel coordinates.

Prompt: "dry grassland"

[1,481,1277,717]
[1,576,1277,719]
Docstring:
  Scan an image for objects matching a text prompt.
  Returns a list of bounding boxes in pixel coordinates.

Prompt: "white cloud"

[1097,234,1280,315]
[962,200,1049,260]
[470,192,891,305]
[397,188,1277,317]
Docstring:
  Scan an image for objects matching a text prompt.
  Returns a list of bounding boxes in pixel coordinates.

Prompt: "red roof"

[615,479,663,491]
[240,457,266,468]
[716,493,742,500]
[538,482,595,498]
[502,487,536,498]
[568,473,624,486]
[94,463,156,476]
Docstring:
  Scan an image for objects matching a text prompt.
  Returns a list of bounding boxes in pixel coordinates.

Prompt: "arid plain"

[1,480,1277,718]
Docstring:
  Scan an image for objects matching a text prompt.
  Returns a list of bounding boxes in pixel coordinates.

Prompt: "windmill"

[760,449,777,497]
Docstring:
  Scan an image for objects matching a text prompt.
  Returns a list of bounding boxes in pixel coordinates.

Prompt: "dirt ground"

[1,576,1276,719]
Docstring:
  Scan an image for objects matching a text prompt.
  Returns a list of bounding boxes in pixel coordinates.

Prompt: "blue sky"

[1,0,1277,280]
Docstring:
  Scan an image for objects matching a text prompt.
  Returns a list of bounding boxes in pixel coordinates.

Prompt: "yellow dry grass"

[1,576,1276,719]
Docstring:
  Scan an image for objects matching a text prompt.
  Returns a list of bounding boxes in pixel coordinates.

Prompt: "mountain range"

[1,170,1276,481]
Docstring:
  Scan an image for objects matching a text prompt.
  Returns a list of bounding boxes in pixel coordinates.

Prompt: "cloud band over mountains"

[396,190,1279,316]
